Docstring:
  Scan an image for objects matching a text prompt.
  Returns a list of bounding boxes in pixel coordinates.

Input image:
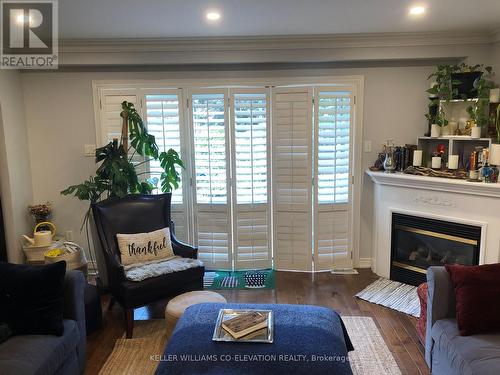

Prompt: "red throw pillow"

[445,263,500,336]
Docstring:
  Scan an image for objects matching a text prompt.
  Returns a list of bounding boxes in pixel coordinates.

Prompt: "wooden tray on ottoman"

[212,309,273,343]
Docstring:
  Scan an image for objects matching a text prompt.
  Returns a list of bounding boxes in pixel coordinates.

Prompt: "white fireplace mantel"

[366,170,500,279]
[366,170,500,198]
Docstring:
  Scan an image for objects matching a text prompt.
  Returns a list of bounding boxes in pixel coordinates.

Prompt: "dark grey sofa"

[0,270,86,375]
[425,266,500,375]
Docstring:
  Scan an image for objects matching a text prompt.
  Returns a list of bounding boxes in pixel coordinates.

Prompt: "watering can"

[22,221,57,247]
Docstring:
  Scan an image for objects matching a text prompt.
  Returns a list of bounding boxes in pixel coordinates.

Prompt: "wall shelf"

[417,136,491,169]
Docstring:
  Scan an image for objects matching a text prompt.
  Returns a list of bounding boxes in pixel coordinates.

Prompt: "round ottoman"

[165,291,226,337]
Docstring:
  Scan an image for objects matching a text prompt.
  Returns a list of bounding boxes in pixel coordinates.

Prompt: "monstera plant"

[62,101,184,204]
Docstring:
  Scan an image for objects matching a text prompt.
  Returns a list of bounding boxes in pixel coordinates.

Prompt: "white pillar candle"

[448,155,459,170]
[413,150,423,167]
[490,88,500,103]
[490,144,500,166]
[432,156,442,169]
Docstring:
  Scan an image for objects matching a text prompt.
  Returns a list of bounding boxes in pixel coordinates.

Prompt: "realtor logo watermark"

[0,0,58,69]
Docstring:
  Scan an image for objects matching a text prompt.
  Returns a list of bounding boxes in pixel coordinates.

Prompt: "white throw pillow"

[116,227,175,268]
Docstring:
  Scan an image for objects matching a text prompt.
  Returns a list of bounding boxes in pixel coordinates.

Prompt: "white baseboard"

[357,257,372,268]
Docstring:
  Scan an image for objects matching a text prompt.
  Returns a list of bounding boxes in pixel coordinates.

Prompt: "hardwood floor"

[85,269,429,375]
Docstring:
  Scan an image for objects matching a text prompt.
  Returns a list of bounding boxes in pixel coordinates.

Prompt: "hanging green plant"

[61,101,184,203]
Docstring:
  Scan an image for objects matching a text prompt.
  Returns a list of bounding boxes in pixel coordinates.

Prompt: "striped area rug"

[220,276,239,288]
[355,278,420,318]
[203,272,217,288]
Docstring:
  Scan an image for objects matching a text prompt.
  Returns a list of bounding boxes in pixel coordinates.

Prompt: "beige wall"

[13,37,495,266]
[21,65,434,264]
[0,70,34,263]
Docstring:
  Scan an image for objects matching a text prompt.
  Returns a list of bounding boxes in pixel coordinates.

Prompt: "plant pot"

[471,126,482,139]
[451,72,482,99]
[430,124,441,138]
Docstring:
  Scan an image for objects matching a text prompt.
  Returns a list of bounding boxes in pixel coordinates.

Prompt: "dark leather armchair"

[91,193,204,338]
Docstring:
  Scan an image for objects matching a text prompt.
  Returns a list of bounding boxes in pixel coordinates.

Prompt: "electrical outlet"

[84,144,96,157]
[364,140,372,153]
[65,230,73,241]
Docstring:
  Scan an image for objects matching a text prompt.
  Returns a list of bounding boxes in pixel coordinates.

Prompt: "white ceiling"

[59,0,500,39]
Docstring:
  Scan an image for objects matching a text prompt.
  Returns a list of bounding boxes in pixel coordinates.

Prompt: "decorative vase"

[471,126,481,139]
[430,124,441,138]
[383,150,396,173]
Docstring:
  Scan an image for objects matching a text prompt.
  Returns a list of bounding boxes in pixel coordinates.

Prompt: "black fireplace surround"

[391,213,481,286]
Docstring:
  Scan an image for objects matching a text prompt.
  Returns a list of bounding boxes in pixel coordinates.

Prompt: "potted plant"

[427,64,494,138]
[427,63,493,101]
[426,107,448,137]
[466,70,495,138]
[62,101,183,202]
[61,101,184,286]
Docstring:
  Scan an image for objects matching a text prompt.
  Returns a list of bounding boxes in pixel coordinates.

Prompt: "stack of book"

[395,145,417,171]
[221,311,268,339]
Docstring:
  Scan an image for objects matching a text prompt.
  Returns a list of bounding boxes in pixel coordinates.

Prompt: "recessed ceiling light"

[206,11,221,21]
[409,6,426,15]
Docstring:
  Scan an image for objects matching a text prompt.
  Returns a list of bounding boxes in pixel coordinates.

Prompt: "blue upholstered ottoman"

[155,303,354,375]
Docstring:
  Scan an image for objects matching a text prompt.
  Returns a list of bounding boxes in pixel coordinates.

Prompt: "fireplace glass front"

[391,213,481,286]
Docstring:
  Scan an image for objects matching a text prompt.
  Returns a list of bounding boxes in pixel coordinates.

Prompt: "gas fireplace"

[391,213,481,286]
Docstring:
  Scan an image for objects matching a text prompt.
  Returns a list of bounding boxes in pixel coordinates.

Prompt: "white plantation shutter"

[314,89,353,270]
[190,91,231,270]
[143,91,189,242]
[97,89,146,175]
[273,88,313,271]
[98,89,138,146]
[231,90,271,269]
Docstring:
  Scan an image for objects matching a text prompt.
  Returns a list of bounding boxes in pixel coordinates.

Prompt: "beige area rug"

[343,316,402,375]
[98,320,168,375]
[99,317,401,375]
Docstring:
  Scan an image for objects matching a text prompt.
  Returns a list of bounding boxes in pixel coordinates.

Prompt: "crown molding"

[59,31,494,54]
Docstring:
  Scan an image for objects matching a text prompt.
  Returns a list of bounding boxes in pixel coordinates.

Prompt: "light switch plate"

[84,144,96,157]
[364,140,372,153]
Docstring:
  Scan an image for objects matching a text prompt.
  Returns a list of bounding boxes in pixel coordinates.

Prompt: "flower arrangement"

[28,202,52,217]
[28,202,52,223]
